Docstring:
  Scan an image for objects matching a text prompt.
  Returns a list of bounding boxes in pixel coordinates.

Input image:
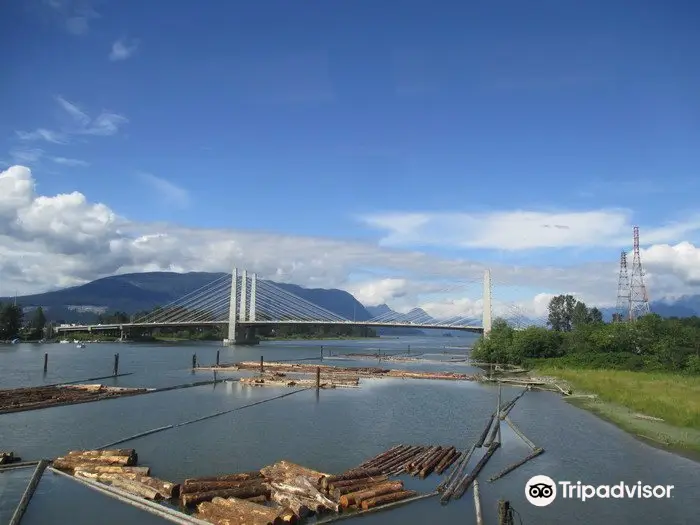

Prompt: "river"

[1,336,698,524]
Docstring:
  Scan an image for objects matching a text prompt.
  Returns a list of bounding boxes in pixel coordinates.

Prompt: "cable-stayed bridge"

[55,268,546,344]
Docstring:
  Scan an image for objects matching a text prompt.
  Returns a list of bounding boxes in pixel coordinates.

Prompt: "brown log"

[419,447,453,479]
[212,497,286,524]
[293,476,338,512]
[435,449,458,475]
[185,472,264,484]
[353,445,406,470]
[260,461,328,486]
[54,454,134,466]
[375,446,424,473]
[339,481,404,508]
[182,479,263,494]
[109,476,163,500]
[270,491,312,518]
[371,445,421,472]
[181,482,270,507]
[409,446,440,475]
[245,495,268,504]
[197,499,285,525]
[75,471,141,483]
[330,476,391,499]
[67,449,136,458]
[361,490,418,510]
[134,475,180,499]
[53,462,150,475]
[320,467,385,490]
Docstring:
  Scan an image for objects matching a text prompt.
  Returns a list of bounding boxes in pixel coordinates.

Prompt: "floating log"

[197,497,285,525]
[451,443,501,500]
[475,415,495,447]
[360,490,418,510]
[473,479,484,525]
[67,449,136,459]
[483,417,501,447]
[352,445,404,471]
[245,495,268,504]
[414,447,444,477]
[54,454,135,466]
[54,462,149,475]
[420,447,453,478]
[330,476,390,499]
[75,470,141,483]
[294,476,339,512]
[328,474,388,491]
[504,416,536,450]
[109,476,163,500]
[270,491,312,518]
[182,479,264,494]
[339,481,404,508]
[261,461,329,486]
[435,450,459,475]
[438,444,476,495]
[181,482,270,507]
[185,472,264,484]
[135,475,180,499]
[406,446,438,475]
[488,448,545,482]
[378,446,425,473]
[320,467,385,490]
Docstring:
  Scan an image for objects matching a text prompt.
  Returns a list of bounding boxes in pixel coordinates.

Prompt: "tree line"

[0,303,47,341]
[471,294,700,374]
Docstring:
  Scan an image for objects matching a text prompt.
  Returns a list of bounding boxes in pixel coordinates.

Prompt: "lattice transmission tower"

[629,226,651,320]
[614,250,630,321]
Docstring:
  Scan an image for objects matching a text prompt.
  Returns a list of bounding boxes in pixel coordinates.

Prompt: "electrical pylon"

[628,226,651,320]
[615,250,630,321]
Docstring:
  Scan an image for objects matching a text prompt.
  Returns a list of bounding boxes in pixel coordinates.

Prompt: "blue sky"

[1,0,699,313]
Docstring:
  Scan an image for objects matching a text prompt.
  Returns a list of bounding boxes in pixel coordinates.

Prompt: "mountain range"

[2,271,698,326]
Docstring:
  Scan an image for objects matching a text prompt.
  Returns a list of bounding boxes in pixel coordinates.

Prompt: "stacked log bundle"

[0,384,149,414]
[240,376,359,389]
[202,362,479,383]
[180,472,270,507]
[0,451,22,465]
[52,449,179,500]
[344,444,459,479]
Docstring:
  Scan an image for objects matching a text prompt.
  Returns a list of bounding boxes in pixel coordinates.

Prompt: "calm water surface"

[1,336,698,524]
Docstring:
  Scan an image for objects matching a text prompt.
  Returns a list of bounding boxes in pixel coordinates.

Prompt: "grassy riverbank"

[534,365,700,457]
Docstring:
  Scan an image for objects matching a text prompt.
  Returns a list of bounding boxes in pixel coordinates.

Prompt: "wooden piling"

[260,356,264,374]
[114,353,120,376]
[498,500,514,525]
[473,479,483,525]
[316,367,321,389]
[43,353,48,373]
[192,354,197,370]
[216,351,220,366]
[320,346,324,361]
[497,382,502,443]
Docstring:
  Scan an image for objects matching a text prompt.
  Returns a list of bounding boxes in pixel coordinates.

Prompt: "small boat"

[59,339,69,344]
[10,338,20,344]
[76,343,86,349]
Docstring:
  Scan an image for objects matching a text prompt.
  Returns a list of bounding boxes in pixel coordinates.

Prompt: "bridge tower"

[224,268,260,346]
[483,269,493,335]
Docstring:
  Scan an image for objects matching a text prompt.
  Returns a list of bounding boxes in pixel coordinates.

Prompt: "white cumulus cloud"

[109,38,140,61]
[360,209,700,250]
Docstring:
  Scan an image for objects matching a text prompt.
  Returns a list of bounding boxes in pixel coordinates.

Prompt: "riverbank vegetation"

[472,295,700,374]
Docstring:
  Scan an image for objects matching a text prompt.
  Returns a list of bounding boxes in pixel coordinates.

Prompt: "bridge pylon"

[483,269,492,336]
[223,268,260,346]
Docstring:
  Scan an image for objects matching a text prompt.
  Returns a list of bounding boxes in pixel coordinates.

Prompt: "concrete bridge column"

[250,273,256,321]
[483,269,493,336]
[224,268,238,346]
[240,270,248,321]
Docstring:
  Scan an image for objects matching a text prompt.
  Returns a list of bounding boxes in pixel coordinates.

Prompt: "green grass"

[534,366,700,456]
